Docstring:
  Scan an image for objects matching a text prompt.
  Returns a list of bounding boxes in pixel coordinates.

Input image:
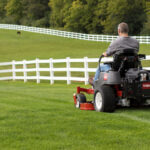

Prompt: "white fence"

[0,24,150,44]
[0,57,150,85]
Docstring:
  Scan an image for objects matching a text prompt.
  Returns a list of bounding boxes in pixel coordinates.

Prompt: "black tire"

[75,93,86,108]
[94,85,115,112]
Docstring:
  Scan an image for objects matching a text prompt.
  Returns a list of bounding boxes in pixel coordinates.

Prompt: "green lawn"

[0,81,150,150]
[0,29,150,150]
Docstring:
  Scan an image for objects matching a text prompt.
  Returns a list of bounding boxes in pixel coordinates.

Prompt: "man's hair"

[118,22,129,33]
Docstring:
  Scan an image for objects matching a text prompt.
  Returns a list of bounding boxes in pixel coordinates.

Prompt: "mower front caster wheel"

[76,93,86,108]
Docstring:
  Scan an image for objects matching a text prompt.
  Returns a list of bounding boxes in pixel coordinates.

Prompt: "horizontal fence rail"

[0,57,150,85]
[1,24,150,44]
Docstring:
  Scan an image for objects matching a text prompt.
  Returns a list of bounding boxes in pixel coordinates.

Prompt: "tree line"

[0,0,150,35]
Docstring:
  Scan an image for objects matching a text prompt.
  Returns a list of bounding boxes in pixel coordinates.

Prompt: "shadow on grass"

[116,105,150,112]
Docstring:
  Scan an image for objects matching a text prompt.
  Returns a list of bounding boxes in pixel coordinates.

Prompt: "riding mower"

[73,49,150,112]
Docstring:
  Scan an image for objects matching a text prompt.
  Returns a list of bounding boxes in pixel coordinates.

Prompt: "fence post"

[49,58,54,84]
[66,57,71,85]
[140,36,142,43]
[96,35,98,41]
[87,34,90,40]
[102,35,104,42]
[12,60,16,81]
[84,57,89,85]
[106,35,109,42]
[36,58,40,83]
[23,60,27,83]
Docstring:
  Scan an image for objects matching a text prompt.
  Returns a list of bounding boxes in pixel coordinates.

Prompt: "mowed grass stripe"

[0,81,150,150]
[116,113,150,124]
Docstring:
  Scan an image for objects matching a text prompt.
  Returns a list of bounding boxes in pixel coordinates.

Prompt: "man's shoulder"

[129,36,139,42]
[113,36,139,44]
[110,36,122,45]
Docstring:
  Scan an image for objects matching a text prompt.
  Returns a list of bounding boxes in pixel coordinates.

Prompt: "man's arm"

[106,40,119,56]
[102,39,119,57]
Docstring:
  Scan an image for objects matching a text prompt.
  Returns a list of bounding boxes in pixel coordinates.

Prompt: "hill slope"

[0,29,150,62]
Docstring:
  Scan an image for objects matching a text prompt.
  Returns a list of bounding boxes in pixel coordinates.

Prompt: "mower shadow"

[116,105,150,112]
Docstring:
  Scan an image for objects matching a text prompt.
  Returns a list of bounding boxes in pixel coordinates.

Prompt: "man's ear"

[118,29,121,35]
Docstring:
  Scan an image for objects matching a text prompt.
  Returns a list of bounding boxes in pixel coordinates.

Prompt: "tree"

[64,0,105,33]
[5,0,23,24]
[141,0,150,34]
[0,0,7,20]
[49,0,65,28]
[103,0,146,35]
[22,0,50,27]
[5,0,50,26]
[1,0,148,35]
[64,0,85,32]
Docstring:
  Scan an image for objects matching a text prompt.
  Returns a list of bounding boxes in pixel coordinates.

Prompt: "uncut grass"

[0,81,150,150]
[142,60,150,67]
[27,72,36,76]
[16,72,24,76]
[1,29,150,63]
[0,72,12,77]
[0,29,108,62]
[0,65,12,70]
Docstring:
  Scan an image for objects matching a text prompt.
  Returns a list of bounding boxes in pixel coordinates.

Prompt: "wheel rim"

[76,98,80,108]
[95,92,103,110]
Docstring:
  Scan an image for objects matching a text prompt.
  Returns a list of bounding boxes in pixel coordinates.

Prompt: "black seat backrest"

[112,49,139,74]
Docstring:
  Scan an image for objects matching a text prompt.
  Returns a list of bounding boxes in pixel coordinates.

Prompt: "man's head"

[118,22,129,36]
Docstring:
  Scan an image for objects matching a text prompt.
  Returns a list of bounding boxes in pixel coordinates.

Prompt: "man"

[89,22,139,85]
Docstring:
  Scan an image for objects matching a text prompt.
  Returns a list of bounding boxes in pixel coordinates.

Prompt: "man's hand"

[103,52,107,57]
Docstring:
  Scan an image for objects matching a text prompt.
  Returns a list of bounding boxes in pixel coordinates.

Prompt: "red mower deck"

[80,102,95,110]
[73,87,95,110]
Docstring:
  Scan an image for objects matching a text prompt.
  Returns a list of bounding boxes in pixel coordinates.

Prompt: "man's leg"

[94,64,111,81]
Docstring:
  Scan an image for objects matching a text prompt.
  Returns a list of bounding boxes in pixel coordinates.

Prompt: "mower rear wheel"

[94,86,115,112]
[76,93,86,108]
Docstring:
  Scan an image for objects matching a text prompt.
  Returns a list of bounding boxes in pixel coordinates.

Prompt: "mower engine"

[123,69,150,100]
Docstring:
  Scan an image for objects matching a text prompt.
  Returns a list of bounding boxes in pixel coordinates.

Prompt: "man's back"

[106,36,139,56]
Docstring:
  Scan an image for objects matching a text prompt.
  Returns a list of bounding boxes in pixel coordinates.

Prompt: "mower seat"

[109,49,139,76]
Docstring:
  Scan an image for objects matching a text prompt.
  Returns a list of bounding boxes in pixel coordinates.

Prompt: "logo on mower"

[104,73,108,81]
[142,83,150,89]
